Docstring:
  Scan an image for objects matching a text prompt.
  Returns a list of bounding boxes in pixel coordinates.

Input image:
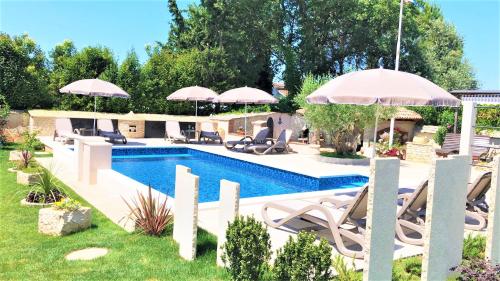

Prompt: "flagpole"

[389,0,405,148]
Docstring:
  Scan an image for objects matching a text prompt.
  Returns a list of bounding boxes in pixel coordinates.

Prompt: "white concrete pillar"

[173,165,192,243]
[486,156,500,264]
[216,180,240,267]
[388,117,396,147]
[363,158,400,281]
[172,165,199,261]
[75,138,85,182]
[421,155,470,281]
[81,141,112,185]
[459,101,477,158]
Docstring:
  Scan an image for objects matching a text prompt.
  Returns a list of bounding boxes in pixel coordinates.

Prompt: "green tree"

[295,74,395,154]
[48,42,118,112]
[0,33,50,109]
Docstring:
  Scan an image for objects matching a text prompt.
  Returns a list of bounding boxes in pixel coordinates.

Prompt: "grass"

[0,143,228,281]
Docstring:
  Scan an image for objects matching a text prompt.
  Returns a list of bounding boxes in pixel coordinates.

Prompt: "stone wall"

[30,116,56,136]
[405,142,436,163]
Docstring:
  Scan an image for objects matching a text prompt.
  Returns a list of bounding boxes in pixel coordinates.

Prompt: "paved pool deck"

[37,137,485,269]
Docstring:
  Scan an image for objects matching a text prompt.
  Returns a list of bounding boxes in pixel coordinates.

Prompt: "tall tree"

[0,33,50,109]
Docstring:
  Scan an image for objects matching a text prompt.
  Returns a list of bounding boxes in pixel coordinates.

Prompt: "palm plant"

[124,186,172,236]
[27,168,66,203]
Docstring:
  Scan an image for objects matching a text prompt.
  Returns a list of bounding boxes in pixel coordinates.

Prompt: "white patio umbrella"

[166,86,218,116]
[60,78,130,134]
[213,86,278,135]
[306,68,461,157]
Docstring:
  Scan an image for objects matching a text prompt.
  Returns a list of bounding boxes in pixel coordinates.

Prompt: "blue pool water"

[112,147,368,203]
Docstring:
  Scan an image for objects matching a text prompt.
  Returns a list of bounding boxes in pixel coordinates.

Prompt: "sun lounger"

[165,121,188,143]
[244,129,292,155]
[436,133,491,160]
[97,119,127,144]
[198,122,222,144]
[224,127,269,150]
[396,172,493,245]
[53,118,80,144]
[262,184,369,259]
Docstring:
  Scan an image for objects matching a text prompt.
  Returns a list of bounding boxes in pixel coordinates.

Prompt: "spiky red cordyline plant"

[124,186,172,236]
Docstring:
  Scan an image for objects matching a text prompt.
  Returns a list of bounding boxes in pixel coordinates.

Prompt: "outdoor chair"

[165,121,188,143]
[198,122,223,144]
[262,184,369,259]
[224,127,269,150]
[53,118,80,144]
[435,133,491,160]
[396,172,493,245]
[244,129,292,155]
[97,119,127,144]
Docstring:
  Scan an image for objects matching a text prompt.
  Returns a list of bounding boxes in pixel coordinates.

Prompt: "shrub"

[124,185,172,236]
[392,256,422,281]
[453,259,500,280]
[54,198,81,211]
[273,231,332,281]
[26,168,66,203]
[0,94,9,145]
[462,234,486,260]
[433,126,447,146]
[331,255,361,281]
[222,216,271,281]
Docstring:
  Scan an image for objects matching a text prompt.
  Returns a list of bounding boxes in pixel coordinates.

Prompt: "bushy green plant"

[434,126,447,146]
[273,231,332,281]
[27,168,66,203]
[462,234,486,260]
[332,255,361,281]
[0,94,10,145]
[392,256,422,281]
[221,216,271,281]
[54,198,81,211]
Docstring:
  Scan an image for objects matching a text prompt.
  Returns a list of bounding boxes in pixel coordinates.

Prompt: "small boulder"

[38,207,92,236]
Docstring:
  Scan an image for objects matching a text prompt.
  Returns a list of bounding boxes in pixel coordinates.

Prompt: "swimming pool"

[111,147,368,203]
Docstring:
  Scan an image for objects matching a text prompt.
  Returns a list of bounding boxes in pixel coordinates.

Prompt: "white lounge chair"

[53,118,79,144]
[165,121,188,143]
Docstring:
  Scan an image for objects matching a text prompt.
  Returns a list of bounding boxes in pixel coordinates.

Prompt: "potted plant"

[21,168,66,206]
[15,131,44,183]
[38,198,92,236]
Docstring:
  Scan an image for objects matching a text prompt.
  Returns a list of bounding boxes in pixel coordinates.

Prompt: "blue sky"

[1,0,498,89]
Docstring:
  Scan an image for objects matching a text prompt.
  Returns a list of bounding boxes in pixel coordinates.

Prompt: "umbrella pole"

[195,100,198,117]
[93,96,97,136]
[244,102,247,136]
[371,106,379,158]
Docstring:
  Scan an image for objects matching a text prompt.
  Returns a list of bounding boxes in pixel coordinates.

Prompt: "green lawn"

[0,144,228,281]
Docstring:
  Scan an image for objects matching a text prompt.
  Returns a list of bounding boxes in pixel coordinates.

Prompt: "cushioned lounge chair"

[396,172,493,245]
[97,119,127,144]
[262,184,369,259]
[198,122,222,144]
[165,121,188,143]
[224,127,269,150]
[53,118,79,144]
[244,129,292,155]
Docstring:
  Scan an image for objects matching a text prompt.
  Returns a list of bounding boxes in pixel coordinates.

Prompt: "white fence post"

[216,180,240,267]
[81,142,112,185]
[460,101,477,159]
[363,158,400,281]
[421,155,470,281]
[486,156,500,264]
[172,165,199,261]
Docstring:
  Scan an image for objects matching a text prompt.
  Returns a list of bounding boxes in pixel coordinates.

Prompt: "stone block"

[421,155,470,281]
[16,170,41,185]
[363,158,400,281]
[486,156,500,264]
[38,207,92,236]
[217,180,240,267]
